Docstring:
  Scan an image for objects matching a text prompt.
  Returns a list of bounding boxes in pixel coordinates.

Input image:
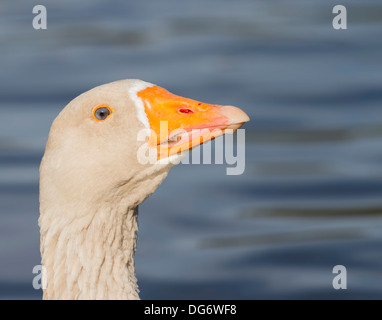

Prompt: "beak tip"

[220,105,250,125]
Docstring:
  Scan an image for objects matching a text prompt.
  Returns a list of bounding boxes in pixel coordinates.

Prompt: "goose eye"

[93,105,112,121]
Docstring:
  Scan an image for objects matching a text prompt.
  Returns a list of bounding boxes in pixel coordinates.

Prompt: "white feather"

[127,79,155,129]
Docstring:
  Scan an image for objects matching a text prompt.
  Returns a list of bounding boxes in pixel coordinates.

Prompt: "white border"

[127,79,155,129]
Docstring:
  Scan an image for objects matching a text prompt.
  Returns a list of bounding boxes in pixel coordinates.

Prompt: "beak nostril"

[178,108,194,114]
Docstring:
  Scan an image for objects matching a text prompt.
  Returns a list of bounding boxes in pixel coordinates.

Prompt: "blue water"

[1,0,382,299]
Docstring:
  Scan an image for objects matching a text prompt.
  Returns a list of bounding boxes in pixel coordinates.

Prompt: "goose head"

[39,79,249,299]
[40,79,249,209]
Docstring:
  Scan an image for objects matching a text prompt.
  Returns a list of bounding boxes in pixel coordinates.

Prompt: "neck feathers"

[40,205,140,300]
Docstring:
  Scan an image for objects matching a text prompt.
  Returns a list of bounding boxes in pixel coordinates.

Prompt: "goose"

[39,79,250,299]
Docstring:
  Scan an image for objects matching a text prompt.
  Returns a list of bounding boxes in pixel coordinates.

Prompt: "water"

[1,0,382,299]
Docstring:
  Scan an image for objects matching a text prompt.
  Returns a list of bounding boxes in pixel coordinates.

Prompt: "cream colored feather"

[39,80,177,299]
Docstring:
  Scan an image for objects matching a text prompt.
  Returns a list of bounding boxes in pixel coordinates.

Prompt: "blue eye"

[93,106,112,121]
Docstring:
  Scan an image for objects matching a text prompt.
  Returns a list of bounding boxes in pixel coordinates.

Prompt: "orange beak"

[137,85,250,160]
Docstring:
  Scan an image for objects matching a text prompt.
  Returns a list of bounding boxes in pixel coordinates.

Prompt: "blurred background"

[1,0,382,299]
